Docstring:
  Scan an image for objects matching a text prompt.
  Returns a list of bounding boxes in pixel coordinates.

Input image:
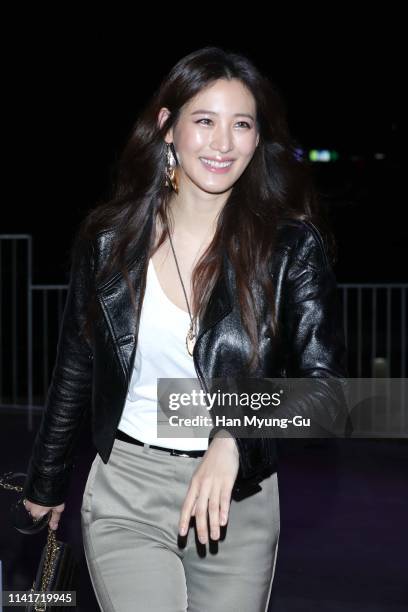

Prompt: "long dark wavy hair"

[77,46,335,372]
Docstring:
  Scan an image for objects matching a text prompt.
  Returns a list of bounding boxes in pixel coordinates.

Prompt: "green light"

[309,149,340,162]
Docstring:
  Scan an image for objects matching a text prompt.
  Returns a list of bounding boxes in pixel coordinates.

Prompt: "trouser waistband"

[115,428,206,458]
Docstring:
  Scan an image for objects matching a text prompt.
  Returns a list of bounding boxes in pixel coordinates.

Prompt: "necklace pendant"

[186,327,196,357]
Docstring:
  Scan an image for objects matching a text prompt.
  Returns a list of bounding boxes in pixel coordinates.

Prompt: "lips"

[200,158,234,174]
[200,157,235,163]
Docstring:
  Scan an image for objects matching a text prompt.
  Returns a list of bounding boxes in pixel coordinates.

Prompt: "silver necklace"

[167,230,198,357]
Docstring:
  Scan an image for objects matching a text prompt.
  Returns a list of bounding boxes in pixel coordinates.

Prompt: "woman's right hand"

[23,499,65,531]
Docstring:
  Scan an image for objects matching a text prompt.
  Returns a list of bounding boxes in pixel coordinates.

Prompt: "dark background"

[2,12,405,285]
[1,10,407,612]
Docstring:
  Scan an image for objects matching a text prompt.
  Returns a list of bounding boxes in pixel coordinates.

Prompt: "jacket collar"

[94,218,233,382]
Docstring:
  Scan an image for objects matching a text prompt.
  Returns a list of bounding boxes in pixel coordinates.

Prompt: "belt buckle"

[170,449,190,457]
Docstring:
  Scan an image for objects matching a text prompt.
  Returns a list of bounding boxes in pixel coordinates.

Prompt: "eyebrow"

[190,109,255,121]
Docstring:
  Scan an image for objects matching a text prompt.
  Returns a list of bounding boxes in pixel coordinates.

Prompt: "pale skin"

[25,78,260,544]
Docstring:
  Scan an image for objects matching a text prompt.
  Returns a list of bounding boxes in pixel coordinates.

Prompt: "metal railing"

[0,235,407,434]
[0,235,68,430]
[342,284,407,378]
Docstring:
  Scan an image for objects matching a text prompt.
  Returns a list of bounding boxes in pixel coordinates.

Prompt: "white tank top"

[117,257,210,450]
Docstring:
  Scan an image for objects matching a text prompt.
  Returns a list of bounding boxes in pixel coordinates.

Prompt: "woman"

[22,46,348,611]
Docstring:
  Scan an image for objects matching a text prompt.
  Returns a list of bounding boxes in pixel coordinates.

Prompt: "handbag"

[0,472,79,612]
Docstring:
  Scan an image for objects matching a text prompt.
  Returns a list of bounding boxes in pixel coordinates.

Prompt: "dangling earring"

[164,142,179,194]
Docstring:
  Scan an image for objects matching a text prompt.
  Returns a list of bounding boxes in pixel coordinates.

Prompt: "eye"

[195,119,252,128]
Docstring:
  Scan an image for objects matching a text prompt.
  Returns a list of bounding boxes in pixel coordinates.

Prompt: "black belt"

[115,429,206,458]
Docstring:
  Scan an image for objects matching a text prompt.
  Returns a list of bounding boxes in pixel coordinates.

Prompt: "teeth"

[201,158,233,168]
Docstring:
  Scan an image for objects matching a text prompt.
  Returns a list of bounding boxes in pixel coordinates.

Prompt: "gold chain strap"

[0,473,60,608]
[37,528,60,592]
[0,473,24,493]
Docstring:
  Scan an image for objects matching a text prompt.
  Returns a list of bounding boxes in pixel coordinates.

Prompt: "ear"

[158,107,173,143]
[255,132,260,147]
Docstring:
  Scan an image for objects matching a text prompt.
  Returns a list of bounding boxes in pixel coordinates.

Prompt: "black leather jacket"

[22,217,348,506]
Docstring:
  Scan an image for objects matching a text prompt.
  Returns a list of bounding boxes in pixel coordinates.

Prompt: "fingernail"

[179,525,186,536]
[220,514,227,525]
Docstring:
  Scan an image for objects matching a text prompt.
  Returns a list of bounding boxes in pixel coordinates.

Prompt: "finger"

[179,485,199,536]
[219,485,233,526]
[51,509,61,520]
[49,509,60,530]
[208,486,222,541]
[32,511,48,522]
[194,487,211,544]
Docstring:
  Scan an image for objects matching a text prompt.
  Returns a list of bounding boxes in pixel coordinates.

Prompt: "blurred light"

[294,147,305,161]
[309,149,339,162]
[374,153,386,160]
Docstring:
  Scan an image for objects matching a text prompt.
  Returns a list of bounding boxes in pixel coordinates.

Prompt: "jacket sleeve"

[265,224,349,431]
[209,222,349,494]
[22,231,95,506]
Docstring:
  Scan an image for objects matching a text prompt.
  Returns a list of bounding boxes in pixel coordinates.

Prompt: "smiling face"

[158,78,260,196]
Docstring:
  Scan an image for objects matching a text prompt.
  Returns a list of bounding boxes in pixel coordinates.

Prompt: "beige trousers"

[81,437,280,612]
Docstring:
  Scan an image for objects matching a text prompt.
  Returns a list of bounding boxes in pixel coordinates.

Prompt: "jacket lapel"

[95,223,233,386]
[197,250,233,334]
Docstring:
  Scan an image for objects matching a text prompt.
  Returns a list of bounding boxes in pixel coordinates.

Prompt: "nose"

[210,125,233,154]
